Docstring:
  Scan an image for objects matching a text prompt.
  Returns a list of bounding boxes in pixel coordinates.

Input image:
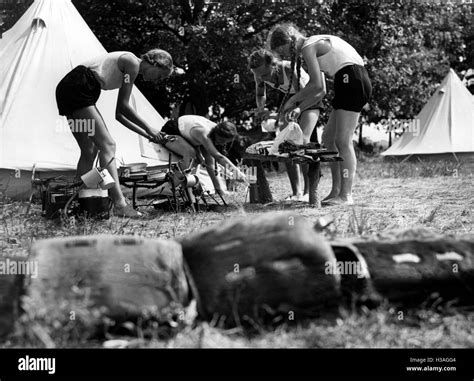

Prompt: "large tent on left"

[0,0,179,200]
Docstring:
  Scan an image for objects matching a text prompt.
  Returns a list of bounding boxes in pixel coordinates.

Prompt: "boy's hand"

[236,169,249,185]
[276,115,287,129]
[287,107,301,121]
[196,152,206,166]
[255,108,270,124]
[149,131,175,145]
[256,108,270,118]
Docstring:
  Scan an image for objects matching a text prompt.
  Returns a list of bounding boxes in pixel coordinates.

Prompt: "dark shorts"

[278,92,322,111]
[161,120,182,137]
[56,65,101,116]
[332,64,372,112]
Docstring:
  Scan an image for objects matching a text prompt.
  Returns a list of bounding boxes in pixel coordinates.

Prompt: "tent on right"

[382,69,474,161]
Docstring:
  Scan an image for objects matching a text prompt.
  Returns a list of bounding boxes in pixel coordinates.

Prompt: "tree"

[72,0,307,118]
[361,1,471,122]
[2,0,471,128]
[0,0,32,36]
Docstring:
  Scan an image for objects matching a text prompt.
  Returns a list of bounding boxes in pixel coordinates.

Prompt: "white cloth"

[245,140,274,155]
[269,122,304,155]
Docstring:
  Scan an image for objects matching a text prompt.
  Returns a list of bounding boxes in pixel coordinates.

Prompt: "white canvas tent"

[382,69,474,159]
[0,0,180,199]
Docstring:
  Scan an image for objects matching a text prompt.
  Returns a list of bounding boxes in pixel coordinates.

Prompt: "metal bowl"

[122,163,148,173]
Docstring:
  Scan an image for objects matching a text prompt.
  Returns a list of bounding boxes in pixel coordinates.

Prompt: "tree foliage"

[2,0,472,124]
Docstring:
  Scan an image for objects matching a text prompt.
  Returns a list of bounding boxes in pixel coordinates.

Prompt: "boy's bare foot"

[113,203,143,218]
[322,196,354,206]
[322,193,339,202]
[284,194,301,201]
[284,194,309,202]
[297,194,309,202]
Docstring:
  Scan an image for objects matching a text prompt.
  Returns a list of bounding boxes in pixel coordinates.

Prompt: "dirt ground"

[1,156,473,348]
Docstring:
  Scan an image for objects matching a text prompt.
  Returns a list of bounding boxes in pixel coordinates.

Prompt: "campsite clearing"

[1,157,472,348]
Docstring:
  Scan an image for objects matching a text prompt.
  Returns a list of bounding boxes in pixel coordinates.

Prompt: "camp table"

[119,164,227,212]
[119,172,172,210]
[243,148,343,206]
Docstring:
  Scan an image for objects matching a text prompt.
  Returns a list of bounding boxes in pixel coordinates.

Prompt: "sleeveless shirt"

[178,115,216,146]
[82,51,139,90]
[264,61,310,93]
[301,35,364,77]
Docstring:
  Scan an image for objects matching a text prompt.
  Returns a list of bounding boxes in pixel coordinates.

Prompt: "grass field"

[1,155,473,348]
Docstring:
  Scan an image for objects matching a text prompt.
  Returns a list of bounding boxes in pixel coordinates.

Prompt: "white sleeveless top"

[265,60,310,93]
[82,51,139,90]
[178,115,216,146]
[302,35,364,77]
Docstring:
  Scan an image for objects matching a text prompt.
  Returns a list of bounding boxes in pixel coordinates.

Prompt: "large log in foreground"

[0,257,23,338]
[28,236,190,322]
[334,235,474,305]
[180,212,341,326]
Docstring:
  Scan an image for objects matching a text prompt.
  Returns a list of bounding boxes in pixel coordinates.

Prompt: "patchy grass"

[0,155,473,348]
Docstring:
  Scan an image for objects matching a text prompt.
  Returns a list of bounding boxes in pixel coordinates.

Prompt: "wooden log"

[28,235,190,322]
[330,243,383,308]
[255,160,273,204]
[307,161,321,207]
[180,212,341,326]
[349,236,474,305]
[0,256,23,338]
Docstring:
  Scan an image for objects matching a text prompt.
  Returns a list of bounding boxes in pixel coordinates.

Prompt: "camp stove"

[34,176,111,220]
[37,177,82,219]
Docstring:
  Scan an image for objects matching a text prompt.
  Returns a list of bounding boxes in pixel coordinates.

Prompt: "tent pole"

[451,152,459,163]
[400,154,412,164]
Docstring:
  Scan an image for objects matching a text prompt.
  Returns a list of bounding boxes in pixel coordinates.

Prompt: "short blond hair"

[141,49,173,73]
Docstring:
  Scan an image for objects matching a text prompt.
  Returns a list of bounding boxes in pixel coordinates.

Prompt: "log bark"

[180,212,340,326]
[256,160,273,203]
[307,161,321,207]
[28,236,190,322]
[0,257,23,338]
[349,236,474,305]
[330,243,383,308]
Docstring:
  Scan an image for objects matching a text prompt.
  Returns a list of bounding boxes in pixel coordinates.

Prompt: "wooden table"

[243,150,343,207]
